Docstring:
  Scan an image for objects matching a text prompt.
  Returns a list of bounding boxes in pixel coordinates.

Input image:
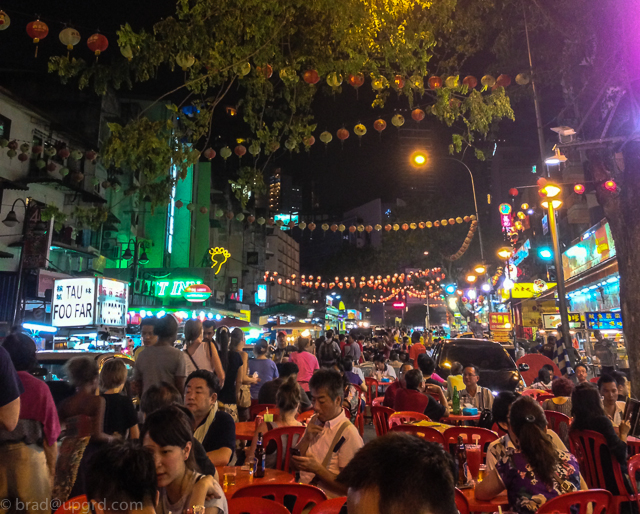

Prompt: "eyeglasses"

[463,373,478,378]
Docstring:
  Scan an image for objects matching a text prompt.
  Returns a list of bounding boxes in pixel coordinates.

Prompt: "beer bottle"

[255,432,266,478]
[452,386,461,415]
[456,435,467,485]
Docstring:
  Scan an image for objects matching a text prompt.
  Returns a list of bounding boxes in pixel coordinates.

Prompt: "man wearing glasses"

[459,364,494,410]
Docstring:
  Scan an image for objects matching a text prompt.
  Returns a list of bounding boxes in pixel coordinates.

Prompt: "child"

[100,359,139,439]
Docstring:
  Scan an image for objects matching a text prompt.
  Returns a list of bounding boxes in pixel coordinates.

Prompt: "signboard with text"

[542,312,584,330]
[490,312,512,331]
[585,311,623,331]
[96,278,128,326]
[52,278,96,327]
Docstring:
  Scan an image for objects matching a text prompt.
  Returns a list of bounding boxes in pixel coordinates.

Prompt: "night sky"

[1,0,562,216]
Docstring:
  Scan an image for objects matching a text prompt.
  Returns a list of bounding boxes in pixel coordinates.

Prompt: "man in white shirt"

[373,354,397,379]
[292,369,364,498]
[459,364,493,410]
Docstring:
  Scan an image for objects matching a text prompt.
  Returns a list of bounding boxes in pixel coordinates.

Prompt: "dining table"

[216,466,296,499]
[461,487,509,513]
[235,421,258,441]
[442,413,481,425]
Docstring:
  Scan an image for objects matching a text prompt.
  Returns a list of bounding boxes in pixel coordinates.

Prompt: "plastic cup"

[223,467,236,486]
[466,445,482,481]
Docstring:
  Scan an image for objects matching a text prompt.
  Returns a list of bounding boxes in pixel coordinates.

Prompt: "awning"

[0,177,29,191]
[536,257,618,300]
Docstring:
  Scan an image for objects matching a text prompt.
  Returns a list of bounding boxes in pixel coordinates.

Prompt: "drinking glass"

[223,467,237,486]
[465,445,482,481]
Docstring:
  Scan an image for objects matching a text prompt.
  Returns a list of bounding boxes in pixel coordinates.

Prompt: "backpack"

[319,340,339,364]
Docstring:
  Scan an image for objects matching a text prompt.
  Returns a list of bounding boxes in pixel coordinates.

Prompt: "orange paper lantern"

[87,33,109,59]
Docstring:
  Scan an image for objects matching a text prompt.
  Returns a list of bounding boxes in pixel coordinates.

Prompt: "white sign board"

[52,278,97,327]
[96,278,128,326]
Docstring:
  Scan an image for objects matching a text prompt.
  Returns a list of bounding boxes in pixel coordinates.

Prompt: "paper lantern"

[87,33,109,58]
[203,148,216,160]
[303,136,315,147]
[394,75,405,88]
[256,64,273,79]
[384,224,392,231]
[308,222,316,231]
[401,223,409,231]
[604,180,617,192]
[220,147,232,160]
[374,224,382,231]
[481,75,496,87]
[463,216,470,223]
[58,148,70,159]
[374,119,387,132]
[59,27,81,52]
[410,223,417,230]
[120,45,133,60]
[18,153,29,162]
[496,74,511,87]
[441,219,448,226]
[348,73,364,88]
[393,224,400,231]
[200,206,208,214]
[445,76,458,88]
[175,200,183,208]
[176,53,196,71]
[326,72,343,88]
[349,225,357,233]
[409,74,423,89]
[337,128,349,141]
[321,223,329,231]
[418,222,425,229]
[85,150,97,161]
[0,10,10,30]
[365,225,373,232]
[574,184,585,194]
[515,73,530,85]
[303,70,320,84]
[509,187,519,197]
[463,76,478,89]
[237,62,251,77]
[298,221,306,230]
[27,20,49,56]
[320,131,332,145]
[411,108,425,122]
[247,215,255,224]
[391,114,405,127]
[330,224,338,232]
[428,76,443,89]
[354,124,367,137]
[257,217,266,225]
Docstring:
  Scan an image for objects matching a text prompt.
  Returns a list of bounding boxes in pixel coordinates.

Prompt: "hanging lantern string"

[0,6,120,36]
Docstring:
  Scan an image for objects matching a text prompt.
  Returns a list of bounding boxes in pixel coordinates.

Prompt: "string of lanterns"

[445,220,479,261]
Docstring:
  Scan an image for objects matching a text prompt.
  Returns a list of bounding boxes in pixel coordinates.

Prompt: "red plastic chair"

[491,422,508,437]
[343,406,352,420]
[516,355,561,386]
[262,426,305,473]
[296,409,315,423]
[544,410,571,432]
[53,495,89,514]
[454,488,470,514]
[250,403,276,421]
[309,497,347,514]
[354,411,364,437]
[569,429,636,512]
[232,484,328,514]
[371,405,394,437]
[388,411,430,428]
[628,454,640,510]
[228,497,290,514]
[389,424,445,446]
[372,396,385,407]
[537,489,612,514]
[443,427,498,459]
[364,377,379,405]
[522,389,553,401]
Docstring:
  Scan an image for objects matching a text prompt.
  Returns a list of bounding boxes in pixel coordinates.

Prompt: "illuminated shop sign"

[209,247,231,274]
[154,279,203,298]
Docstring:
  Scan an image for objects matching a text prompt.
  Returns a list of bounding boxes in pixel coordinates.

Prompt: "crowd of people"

[0,317,637,514]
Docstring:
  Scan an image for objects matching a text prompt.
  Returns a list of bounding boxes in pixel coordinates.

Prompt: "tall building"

[269,168,282,211]
[265,229,300,305]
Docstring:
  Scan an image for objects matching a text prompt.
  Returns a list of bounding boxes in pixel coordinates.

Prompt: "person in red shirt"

[408,331,426,369]
[383,363,413,409]
[338,333,347,357]
[393,369,448,422]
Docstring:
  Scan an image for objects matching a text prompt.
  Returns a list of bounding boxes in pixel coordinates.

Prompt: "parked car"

[431,338,525,392]
[35,350,135,406]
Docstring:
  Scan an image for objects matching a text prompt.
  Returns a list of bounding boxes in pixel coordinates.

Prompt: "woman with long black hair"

[476,396,580,513]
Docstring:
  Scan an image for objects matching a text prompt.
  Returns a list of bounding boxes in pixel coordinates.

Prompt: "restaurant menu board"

[585,311,623,331]
[542,313,585,330]
[96,278,128,326]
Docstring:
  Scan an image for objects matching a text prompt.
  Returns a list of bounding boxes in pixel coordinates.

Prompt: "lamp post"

[497,247,517,345]
[3,198,34,327]
[411,151,485,261]
[539,183,572,350]
[121,239,149,303]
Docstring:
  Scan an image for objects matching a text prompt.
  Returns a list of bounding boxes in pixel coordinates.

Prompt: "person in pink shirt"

[289,336,319,392]
[2,333,61,511]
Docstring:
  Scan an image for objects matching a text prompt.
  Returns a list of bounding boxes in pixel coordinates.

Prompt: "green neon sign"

[154,279,203,298]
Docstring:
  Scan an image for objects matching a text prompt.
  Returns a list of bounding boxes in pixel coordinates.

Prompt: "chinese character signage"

[52,278,96,327]
[585,311,623,331]
[542,313,584,330]
[500,281,556,299]
[96,278,128,326]
[490,312,512,330]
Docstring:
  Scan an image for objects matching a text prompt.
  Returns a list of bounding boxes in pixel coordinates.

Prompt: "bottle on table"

[452,386,461,415]
[456,435,467,485]
[255,432,266,478]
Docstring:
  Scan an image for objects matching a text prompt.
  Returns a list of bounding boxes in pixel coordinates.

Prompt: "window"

[0,114,11,139]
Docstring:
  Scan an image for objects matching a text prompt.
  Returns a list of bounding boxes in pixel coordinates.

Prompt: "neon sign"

[183,284,212,302]
[154,279,203,298]
[209,247,231,274]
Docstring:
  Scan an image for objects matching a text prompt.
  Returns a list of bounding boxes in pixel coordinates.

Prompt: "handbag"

[237,383,252,408]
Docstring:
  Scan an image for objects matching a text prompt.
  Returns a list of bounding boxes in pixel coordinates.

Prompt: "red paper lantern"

[303,70,320,84]
[428,76,442,89]
[604,180,617,192]
[58,148,70,159]
[574,183,585,194]
[26,20,49,56]
[337,128,349,141]
[411,109,425,122]
[394,75,405,88]
[463,76,477,89]
[303,136,315,146]
[496,74,511,87]
[85,150,97,161]
[256,64,273,79]
[348,73,365,88]
[234,145,246,157]
[87,33,109,58]
[349,225,356,233]
[508,188,519,197]
[374,119,387,132]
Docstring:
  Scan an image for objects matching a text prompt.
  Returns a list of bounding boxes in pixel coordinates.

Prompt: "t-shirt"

[459,386,494,410]
[383,381,402,409]
[183,342,215,376]
[409,343,426,368]
[248,358,279,399]
[496,449,580,514]
[257,379,313,412]
[16,371,60,445]
[345,371,362,387]
[102,393,138,437]
[133,345,186,395]
[0,346,22,407]
[157,471,227,514]
[200,409,236,461]
[393,388,445,422]
[343,342,361,362]
[219,351,243,405]
[289,351,320,391]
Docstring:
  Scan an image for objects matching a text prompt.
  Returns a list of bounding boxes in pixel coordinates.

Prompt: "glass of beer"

[223,467,236,486]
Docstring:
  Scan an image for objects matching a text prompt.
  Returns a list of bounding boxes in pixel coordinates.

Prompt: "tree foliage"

[49,0,514,208]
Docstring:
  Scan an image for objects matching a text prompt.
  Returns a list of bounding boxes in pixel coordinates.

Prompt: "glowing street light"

[497,247,512,260]
[466,274,477,283]
[474,264,487,274]
[539,183,562,198]
[538,247,553,260]
[544,147,567,166]
[410,150,428,167]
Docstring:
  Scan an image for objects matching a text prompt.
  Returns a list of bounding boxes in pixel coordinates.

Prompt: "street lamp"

[544,146,567,166]
[409,151,485,260]
[466,274,477,283]
[539,183,572,349]
[474,264,486,274]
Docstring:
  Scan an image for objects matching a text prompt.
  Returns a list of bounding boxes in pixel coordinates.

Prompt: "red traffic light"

[604,180,617,192]
[574,184,585,194]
